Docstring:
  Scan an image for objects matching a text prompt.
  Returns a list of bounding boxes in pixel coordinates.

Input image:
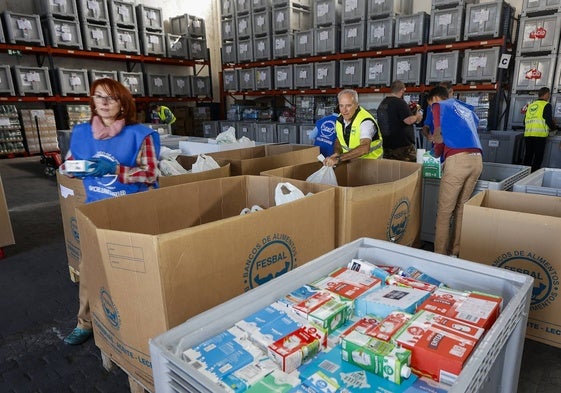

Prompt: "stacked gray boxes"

[136,4,165,57]
[294,29,314,57]
[56,68,90,96]
[221,0,237,64]
[168,13,208,60]
[88,69,118,84]
[3,11,45,46]
[147,72,171,96]
[170,75,192,97]
[254,66,274,89]
[428,5,464,44]
[425,50,461,85]
[274,64,293,89]
[191,76,212,97]
[368,0,412,19]
[366,17,394,49]
[77,0,113,52]
[108,0,139,55]
[0,66,15,96]
[272,32,293,58]
[393,53,424,85]
[253,6,273,61]
[118,71,144,96]
[12,66,52,96]
[238,68,255,91]
[35,0,83,50]
[394,12,429,47]
[223,69,239,92]
[463,1,515,41]
[364,56,392,87]
[341,0,366,54]
[339,58,364,87]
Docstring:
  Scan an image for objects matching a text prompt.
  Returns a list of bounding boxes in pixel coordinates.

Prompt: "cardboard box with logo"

[0,175,15,250]
[205,144,320,175]
[261,159,422,246]
[460,190,561,348]
[76,175,336,389]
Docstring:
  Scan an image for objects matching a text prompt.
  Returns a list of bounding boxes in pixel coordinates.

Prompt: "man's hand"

[324,154,340,167]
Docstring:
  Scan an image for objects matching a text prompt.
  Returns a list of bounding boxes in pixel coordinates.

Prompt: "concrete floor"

[1,156,560,392]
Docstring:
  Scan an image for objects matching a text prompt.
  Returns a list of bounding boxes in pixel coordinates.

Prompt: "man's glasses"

[92,94,119,104]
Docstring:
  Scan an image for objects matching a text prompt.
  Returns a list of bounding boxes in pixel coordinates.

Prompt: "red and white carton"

[267,325,323,373]
[387,274,438,293]
[369,311,413,342]
[417,287,502,330]
[292,290,334,319]
[312,267,382,300]
[339,315,382,339]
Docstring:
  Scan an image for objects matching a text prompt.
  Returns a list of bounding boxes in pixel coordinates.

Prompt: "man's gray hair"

[338,89,359,104]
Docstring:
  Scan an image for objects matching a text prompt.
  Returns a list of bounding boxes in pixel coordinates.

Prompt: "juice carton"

[403,266,444,287]
[278,284,321,307]
[355,285,431,318]
[308,297,353,335]
[268,326,322,373]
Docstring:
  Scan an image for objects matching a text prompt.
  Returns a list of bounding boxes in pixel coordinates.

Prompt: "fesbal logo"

[387,198,410,243]
[244,234,297,291]
[494,251,559,311]
[100,288,120,329]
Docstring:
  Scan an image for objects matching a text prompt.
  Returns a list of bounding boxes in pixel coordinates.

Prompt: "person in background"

[421,82,454,143]
[153,104,176,126]
[427,85,482,257]
[312,106,339,157]
[60,78,161,345]
[377,80,423,161]
[524,87,559,172]
[323,89,383,167]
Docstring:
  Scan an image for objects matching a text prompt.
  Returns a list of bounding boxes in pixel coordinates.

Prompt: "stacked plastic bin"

[36,0,83,50]
[76,0,113,52]
[170,13,208,61]
[220,0,238,65]
[136,4,165,57]
[108,0,139,55]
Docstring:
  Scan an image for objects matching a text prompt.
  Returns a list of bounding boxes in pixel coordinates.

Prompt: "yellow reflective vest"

[157,106,176,125]
[525,100,549,137]
[335,107,383,159]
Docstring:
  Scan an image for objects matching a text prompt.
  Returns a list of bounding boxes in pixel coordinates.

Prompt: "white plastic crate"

[516,14,561,56]
[136,4,163,32]
[88,69,118,83]
[150,237,532,393]
[57,67,89,96]
[294,29,313,57]
[368,0,412,19]
[393,53,424,85]
[339,58,364,87]
[43,16,83,50]
[108,0,137,27]
[314,60,338,88]
[425,50,461,85]
[464,1,515,41]
[253,8,272,36]
[236,13,253,38]
[140,29,166,57]
[395,11,429,47]
[462,47,501,84]
[191,76,212,97]
[170,75,192,97]
[313,0,342,27]
[253,35,272,61]
[341,20,365,53]
[272,32,293,58]
[512,55,556,93]
[166,34,188,59]
[146,74,170,96]
[364,56,392,87]
[118,71,144,96]
[187,38,208,60]
[429,5,464,44]
[3,11,45,46]
[112,26,140,54]
[222,69,239,92]
[34,0,78,20]
[76,0,110,24]
[272,5,312,33]
[366,17,394,49]
[513,167,561,196]
[254,66,273,90]
[254,122,277,143]
[342,0,366,22]
[0,65,15,95]
[238,68,255,91]
[12,66,52,96]
[274,64,293,89]
[276,123,299,143]
[293,63,314,89]
[314,25,340,55]
[521,0,561,16]
[82,22,113,52]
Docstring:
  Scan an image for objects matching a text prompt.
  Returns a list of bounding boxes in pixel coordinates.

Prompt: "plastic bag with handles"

[191,154,220,173]
[275,182,306,206]
[306,165,338,186]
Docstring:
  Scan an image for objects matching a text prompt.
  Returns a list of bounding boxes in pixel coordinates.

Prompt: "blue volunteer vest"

[438,99,482,150]
[71,123,160,202]
[314,114,338,156]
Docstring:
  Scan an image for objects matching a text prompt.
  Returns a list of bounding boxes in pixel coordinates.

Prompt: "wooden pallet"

[101,351,152,393]
[68,265,80,283]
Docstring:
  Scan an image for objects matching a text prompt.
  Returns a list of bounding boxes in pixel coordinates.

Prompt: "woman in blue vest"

[61,78,160,345]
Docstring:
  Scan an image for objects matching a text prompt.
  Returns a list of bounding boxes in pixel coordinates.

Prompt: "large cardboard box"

[158,156,230,187]
[76,176,336,389]
[262,159,422,246]
[0,175,15,248]
[460,190,561,348]
[205,144,320,175]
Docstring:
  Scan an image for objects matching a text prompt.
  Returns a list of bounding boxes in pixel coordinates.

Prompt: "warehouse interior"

[3,0,561,392]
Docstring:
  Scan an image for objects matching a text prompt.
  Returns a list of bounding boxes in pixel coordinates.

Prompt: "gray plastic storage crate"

[254,35,272,61]
[425,50,461,85]
[170,75,192,97]
[542,135,561,168]
[34,0,78,20]
[112,26,139,54]
[429,6,464,44]
[88,69,118,83]
[187,15,206,38]
[521,0,561,16]
[478,130,524,164]
[314,25,340,55]
[272,32,293,58]
[517,14,561,56]
[147,74,170,96]
[221,0,236,18]
[339,58,364,87]
[274,64,293,89]
[222,69,239,91]
[140,30,166,57]
[43,16,83,49]
[236,13,253,38]
[0,66,15,96]
[236,121,256,139]
[508,94,536,129]
[235,0,252,15]
[253,0,272,11]
[167,34,188,59]
[202,120,219,138]
[237,38,254,63]
[118,71,143,95]
[12,66,52,95]
[368,0,412,19]
[254,66,273,89]
[272,0,312,9]
[341,20,365,52]
[76,0,110,24]
[221,41,237,64]
[136,4,163,32]
[238,68,255,90]
[421,163,531,243]
[276,123,299,143]
[253,8,272,36]
[313,0,342,27]
[57,68,89,96]
[272,5,311,33]
[221,18,236,41]
[432,0,479,8]
[464,1,514,41]
[364,56,392,86]
[82,22,113,52]
[342,0,366,22]
[315,60,338,88]
[462,47,500,84]
[191,76,212,97]
[254,122,277,143]
[299,123,315,144]
[294,63,314,88]
[366,17,394,49]
[513,167,561,196]
[187,38,208,60]
[3,12,45,46]
[551,93,561,122]
[512,55,556,93]
[108,0,136,27]
[395,12,429,47]
[294,29,314,56]
[0,18,4,43]
[150,237,532,393]
[393,53,424,85]
[219,120,237,134]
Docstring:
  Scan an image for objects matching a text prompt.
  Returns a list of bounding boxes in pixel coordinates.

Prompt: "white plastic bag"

[306,165,338,186]
[191,154,220,173]
[159,146,182,161]
[159,159,188,176]
[215,127,237,144]
[275,182,306,206]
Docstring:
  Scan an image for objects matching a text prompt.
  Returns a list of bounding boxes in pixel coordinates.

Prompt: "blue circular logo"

[244,236,297,291]
[70,216,80,243]
[100,288,120,329]
[387,198,410,243]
